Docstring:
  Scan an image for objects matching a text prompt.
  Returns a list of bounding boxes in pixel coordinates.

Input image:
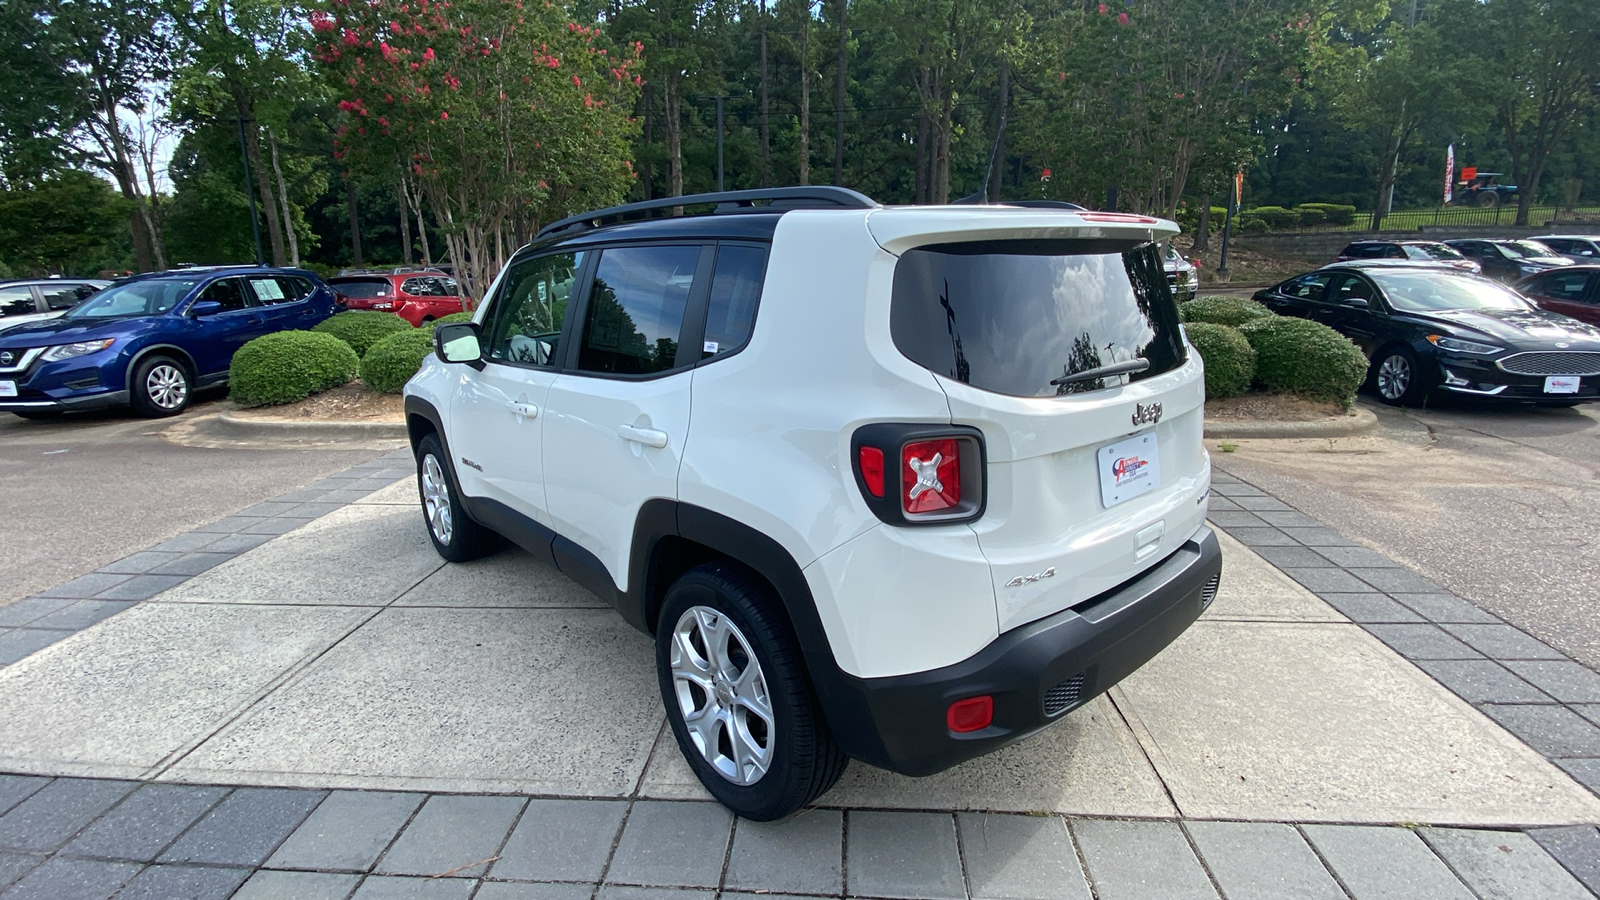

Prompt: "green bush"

[229,331,359,407]
[1235,214,1270,234]
[359,328,437,393]
[1238,316,1369,407]
[1184,322,1256,398]
[1298,202,1357,226]
[1293,206,1327,227]
[1248,206,1300,230]
[423,311,475,330]
[1179,295,1273,327]
[311,310,413,356]
[1209,206,1228,222]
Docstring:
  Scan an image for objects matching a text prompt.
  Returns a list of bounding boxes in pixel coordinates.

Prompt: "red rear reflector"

[947,695,993,733]
[902,438,960,514]
[858,446,885,497]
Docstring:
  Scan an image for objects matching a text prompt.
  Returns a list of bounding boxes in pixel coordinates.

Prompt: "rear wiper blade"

[1050,358,1150,387]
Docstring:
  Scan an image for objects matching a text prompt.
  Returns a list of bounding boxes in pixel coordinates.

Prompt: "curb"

[216,409,409,440]
[1203,405,1378,440]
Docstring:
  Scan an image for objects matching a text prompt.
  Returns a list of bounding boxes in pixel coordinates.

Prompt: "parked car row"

[1336,235,1598,285]
[328,270,469,328]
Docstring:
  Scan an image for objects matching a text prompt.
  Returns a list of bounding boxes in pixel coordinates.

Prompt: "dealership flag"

[1444,144,1455,204]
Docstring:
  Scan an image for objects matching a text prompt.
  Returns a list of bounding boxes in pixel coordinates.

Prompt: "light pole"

[235,117,264,266]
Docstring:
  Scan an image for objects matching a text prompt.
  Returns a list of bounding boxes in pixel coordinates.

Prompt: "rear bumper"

[822,525,1221,775]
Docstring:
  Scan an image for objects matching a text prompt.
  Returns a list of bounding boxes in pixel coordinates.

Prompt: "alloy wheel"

[145,364,188,410]
[669,606,775,786]
[421,453,454,545]
[1377,354,1411,401]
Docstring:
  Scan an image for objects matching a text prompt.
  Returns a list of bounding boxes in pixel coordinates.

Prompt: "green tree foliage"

[0,171,133,275]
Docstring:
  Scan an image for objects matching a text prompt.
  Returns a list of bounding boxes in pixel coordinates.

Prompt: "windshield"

[1501,241,1560,259]
[1373,272,1532,313]
[64,279,198,318]
[891,241,1186,398]
[1405,244,1466,261]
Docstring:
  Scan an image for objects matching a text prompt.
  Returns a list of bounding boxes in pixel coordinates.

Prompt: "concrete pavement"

[0,449,1598,897]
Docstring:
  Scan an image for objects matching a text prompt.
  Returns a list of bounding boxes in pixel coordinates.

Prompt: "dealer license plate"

[0,381,16,398]
[1099,433,1161,508]
[1545,375,1580,394]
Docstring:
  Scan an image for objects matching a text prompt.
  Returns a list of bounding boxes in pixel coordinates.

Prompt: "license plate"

[0,381,15,398]
[1099,433,1161,508]
[1545,375,1580,394]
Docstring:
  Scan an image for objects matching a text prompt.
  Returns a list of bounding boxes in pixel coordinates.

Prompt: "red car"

[1516,266,1600,326]
[329,271,468,327]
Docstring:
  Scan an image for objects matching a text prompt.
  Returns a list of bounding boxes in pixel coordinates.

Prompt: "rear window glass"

[891,242,1186,398]
[332,279,391,299]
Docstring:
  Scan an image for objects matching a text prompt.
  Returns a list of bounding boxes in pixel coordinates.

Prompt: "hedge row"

[1182,202,1359,233]
[311,310,412,356]
[1179,296,1273,328]
[1184,314,1368,408]
[359,328,438,393]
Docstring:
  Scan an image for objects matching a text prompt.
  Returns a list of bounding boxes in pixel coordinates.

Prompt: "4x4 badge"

[1004,566,1056,588]
[1132,402,1163,426]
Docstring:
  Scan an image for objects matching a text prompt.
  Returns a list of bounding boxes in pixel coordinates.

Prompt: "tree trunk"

[1194,193,1212,254]
[136,119,166,270]
[268,128,299,268]
[642,84,655,201]
[934,89,952,204]
[345,175,363,267]
[404,175,431,265]
[242,114,286,267]
[798,1,811,186]
[760,0,771,188]
[989,61,1009,200]
[833,0,847,185]
[914,108,929,205]
[666,78,683,197]
[398,179,413,265]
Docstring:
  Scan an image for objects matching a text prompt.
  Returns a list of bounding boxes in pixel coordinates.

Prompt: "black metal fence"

[1266,204,1596,233]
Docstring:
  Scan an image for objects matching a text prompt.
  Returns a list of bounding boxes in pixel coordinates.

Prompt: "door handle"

[507,401,539,420]
[617,424,668,448]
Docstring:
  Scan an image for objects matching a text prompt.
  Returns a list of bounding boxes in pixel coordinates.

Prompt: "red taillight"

[858,446,885,498]
[901,438,961,514]
[947,695,993,733]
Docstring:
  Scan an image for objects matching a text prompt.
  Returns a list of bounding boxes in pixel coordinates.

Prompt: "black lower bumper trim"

[821,526,1222,776]
[0,390,129,413]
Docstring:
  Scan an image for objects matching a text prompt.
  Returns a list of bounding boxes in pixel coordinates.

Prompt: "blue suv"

[0,267,339,419]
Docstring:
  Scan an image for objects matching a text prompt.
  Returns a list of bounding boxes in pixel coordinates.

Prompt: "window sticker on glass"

[250,278,286,302]
[703,341,719,354]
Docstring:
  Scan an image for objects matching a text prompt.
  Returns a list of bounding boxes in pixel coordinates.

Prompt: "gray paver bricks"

[26,600,135,631]
[0,598,72,628]
[147,533,223,553]
[477,883,594,900]
[1310,545,1399,568]
[1315,593,1423,624]
[1504,661,1600,704]
[320,490,376,504]
[201,533,276,554]
[1422,828,1593,900]
[190,516,260,534]
[1209,481,1261,495]
[1481,704,1600,757]
[1577,705,1600,728]
[374,794,523,879]
[1387,593,1499,624]
[595,888,714,900]
[1413,660,1554,705]
[0,856,138,900]
[268,790,424,873]
[158,787,327,867]
[1529,825,1600,895]
[1204,496,1241,511]
[35,573,131,600]
[1249,546,1333,568]
[0,628,73,665]
[1230,496,1293,512]
[1255,510,1323,528]
[61,783,227,862]
[1557,759,1600,792]
[0,778,49,819]
[604,800,731,890]
[232,869,363,900]
[846,811,965,900]
[1276,526,1357,546]
[957,812,1090,900]
[281,502,347,519]
[1072,819,1216,900]
[1280,567,1372,593]
[491,798,625,884]
[1364,624,1482,660]
[97,551,186,575]
[1222,526,1299,546]
[722,809,842,896]
[1441,624,1566,660]
[0,851,42,891]
[89,574,189,601]
[237,501,302,517]
[1205,511,1268,528]
[1302,824,1474,900]
[147,552,236,577]
[239,518,306,536]
[1183,821,1343,900]
[1348,567,1441,593]
[112,863,252,900]
[0,779,137,853]
[351,875,477,899]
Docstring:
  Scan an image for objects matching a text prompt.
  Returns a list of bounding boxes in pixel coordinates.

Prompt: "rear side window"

[41,283,98,310]
[890,242,1186,398]
[1536,272,1594,301]
[245,276,309,305]
[701,245,767,359]
[333,279,391,299]
[577,245,701,376]
[0,285,36,318]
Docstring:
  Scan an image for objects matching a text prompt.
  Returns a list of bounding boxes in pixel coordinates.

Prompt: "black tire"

[1477,191,1500,208]
[656,563,848,821]
[128,355,192,418]
[415,433,501,562]
[1369,346,1428,406]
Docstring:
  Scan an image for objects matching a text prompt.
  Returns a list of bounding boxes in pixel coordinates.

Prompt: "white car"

[404,188,1222,820]
[0,279,108,333]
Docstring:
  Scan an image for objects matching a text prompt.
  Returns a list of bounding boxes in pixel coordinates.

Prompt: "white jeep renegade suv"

[405,187,1222,820]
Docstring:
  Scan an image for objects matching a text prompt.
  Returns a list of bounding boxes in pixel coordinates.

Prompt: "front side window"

[199,278,249,312]
[0,285,35,318]
[577,245,701,376]
[890,241,1186,398]
[1329,274,1375,304]
[701,245,767,359]
[487,251,585,367]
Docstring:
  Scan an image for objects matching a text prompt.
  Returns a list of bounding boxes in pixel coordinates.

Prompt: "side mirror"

[434,322,483,365]
[189,300,222,317]
[1341,297,1370,309]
